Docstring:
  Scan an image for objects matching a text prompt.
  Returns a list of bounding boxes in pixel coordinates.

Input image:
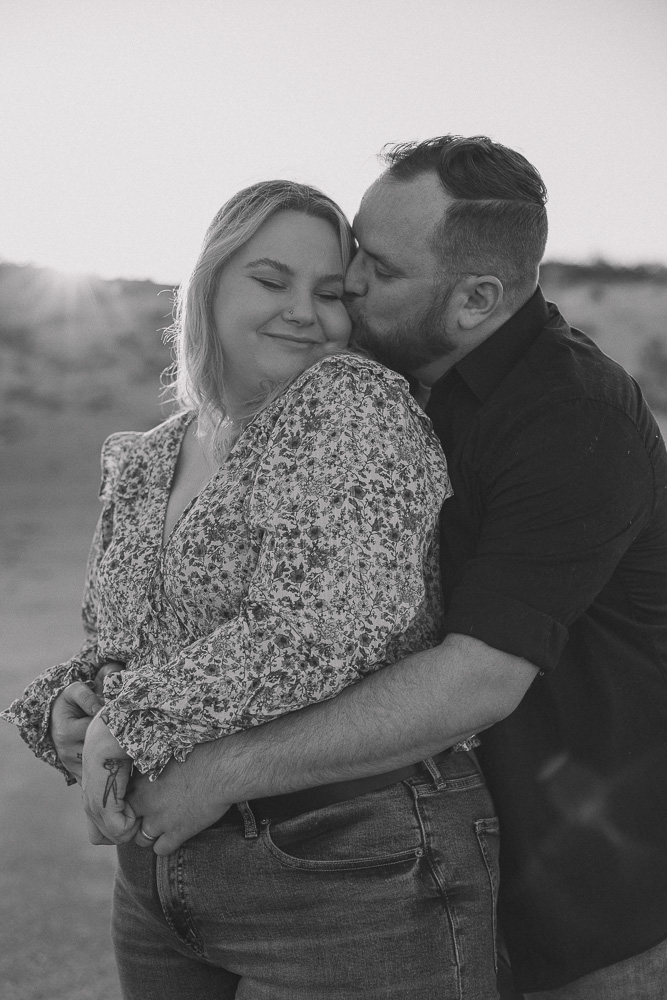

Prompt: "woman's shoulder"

[283,351,429,432]
[285,352,406,409]
[303,350,404,387]
[99,411,192,500]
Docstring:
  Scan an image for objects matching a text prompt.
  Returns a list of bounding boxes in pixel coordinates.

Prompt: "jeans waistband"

[237,747,458,823]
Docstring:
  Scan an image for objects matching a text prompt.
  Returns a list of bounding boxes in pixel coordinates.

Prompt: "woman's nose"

[344,251,368,297]
[283,292,316,325]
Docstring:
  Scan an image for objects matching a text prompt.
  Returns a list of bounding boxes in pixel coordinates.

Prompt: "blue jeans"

[113,751,500,999]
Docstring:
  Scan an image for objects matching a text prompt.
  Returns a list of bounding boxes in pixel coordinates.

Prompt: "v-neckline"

[159,412,210,553]
[158,411,245,553]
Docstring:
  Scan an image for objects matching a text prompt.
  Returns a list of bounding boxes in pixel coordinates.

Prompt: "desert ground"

[1,464,122,998]
[1,388,175,999]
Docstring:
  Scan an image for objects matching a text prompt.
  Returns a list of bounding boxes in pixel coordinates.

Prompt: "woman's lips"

[261,331,320,344]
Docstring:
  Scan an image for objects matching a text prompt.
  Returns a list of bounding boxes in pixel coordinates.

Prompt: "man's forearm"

[199,633,537,803]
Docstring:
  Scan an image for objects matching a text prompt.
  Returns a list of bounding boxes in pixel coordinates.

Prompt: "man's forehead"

[354,172,450,256]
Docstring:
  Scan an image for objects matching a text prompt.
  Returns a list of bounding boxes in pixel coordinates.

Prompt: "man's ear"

[457,275,504,329]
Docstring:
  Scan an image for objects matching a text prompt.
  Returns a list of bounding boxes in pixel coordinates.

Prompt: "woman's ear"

[457,275,504,330]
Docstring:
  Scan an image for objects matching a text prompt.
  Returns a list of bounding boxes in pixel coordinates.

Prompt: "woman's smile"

[260,330,321,344]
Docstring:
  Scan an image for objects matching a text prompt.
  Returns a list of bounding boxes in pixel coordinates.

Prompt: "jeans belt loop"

[422,755,448,790]
[236,800,259,838]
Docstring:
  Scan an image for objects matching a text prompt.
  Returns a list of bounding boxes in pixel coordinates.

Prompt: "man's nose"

[344,251,368,296]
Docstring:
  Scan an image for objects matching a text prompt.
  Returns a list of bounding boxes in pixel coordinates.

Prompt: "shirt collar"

[436,286,552,402]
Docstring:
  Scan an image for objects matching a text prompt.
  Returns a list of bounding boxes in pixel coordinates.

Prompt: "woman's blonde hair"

[167,180,354,446]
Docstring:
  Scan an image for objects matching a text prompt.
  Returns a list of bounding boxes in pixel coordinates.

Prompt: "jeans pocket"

[261,785,426,872]
[475,816,500,972]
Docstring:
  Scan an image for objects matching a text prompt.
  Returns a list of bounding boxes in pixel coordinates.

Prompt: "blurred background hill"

[1,259,666,999]
[2,258,666,473]
[0,261,176,465]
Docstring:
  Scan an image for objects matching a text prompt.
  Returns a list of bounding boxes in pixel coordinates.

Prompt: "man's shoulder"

[472,302,667,478]
[506,302,646,419]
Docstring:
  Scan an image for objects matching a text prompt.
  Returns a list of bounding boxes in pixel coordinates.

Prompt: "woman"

[3,181,497,999]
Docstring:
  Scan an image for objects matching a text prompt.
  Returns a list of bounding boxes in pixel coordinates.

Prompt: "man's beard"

[346,285,455,378]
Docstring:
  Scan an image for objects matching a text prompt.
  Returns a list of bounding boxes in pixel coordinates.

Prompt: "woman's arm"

[1,521,108,781]
[1,433,134,781]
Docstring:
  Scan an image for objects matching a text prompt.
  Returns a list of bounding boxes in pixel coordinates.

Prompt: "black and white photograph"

[1,2,666,998]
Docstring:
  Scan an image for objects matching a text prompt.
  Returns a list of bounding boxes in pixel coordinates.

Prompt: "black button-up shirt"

[426,288,667,991]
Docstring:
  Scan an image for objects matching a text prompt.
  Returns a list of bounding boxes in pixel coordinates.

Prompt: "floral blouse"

[3,354,452,780]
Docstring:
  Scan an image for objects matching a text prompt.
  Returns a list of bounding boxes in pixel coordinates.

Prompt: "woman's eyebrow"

[245,257,293,275]
[245,257,343,283]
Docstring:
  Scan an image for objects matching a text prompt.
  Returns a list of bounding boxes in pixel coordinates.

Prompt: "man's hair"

[168,179,353,443]
[382,135,548,307]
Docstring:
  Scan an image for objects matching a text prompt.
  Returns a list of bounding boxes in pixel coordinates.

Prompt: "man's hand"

[49,682,103,781]
[82,711,139,844]
[127,741,233,855]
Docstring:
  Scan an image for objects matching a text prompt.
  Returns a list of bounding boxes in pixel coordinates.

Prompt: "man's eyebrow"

[350,234,402,274]
[245,258,344,283]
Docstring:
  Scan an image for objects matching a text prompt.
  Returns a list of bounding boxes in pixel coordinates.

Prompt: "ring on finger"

[139,825,159,842]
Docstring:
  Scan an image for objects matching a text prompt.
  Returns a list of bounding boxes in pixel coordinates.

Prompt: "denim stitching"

[406,772,484,793]
[474,818,500,974]
[423,755,448,789]
[156,850,206,958]
[262,820,423,872]
[410,782,464,1000]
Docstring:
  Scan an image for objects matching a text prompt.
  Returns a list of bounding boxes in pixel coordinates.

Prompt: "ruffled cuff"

[1,640,101,783]
[103,699,201,779]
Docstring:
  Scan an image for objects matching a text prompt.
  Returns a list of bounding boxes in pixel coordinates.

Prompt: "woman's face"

[213,210,351,410]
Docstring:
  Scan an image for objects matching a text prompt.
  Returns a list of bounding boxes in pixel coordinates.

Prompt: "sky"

[1,0,666,283]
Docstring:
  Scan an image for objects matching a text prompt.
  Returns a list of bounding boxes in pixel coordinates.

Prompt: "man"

[80,135,667,996]
[339,136,667,996]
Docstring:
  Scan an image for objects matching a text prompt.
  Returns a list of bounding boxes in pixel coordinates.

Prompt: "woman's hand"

[91,659,126,699]
[82,710,139,844]
[49,682,104,781]
[49,663,126,782]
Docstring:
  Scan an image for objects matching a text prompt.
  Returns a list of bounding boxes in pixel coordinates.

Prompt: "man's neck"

[412,308,514,387]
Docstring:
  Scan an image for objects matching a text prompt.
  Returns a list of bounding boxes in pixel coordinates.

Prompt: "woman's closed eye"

[254,277,285,291]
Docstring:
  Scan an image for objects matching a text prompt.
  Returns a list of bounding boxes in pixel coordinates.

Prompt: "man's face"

[344,172,458,377]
